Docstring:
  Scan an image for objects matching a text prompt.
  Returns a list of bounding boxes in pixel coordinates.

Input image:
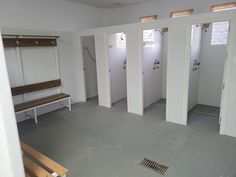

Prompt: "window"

[116,33,126,48]
[170,9,193,18]
[143,29,155,47]
[140,15,157,22]
[211,21,229,45]
[211,2,236,12]
[143,30,155,42]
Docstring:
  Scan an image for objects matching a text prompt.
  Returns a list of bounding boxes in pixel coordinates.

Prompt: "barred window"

[116,33,126,48]
[211,21,229,45]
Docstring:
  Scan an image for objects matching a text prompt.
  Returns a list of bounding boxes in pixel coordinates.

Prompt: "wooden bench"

[21,142,69,177]
[12,79,71,124]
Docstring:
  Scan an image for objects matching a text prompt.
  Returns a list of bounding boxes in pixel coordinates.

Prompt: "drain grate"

[139,158,169,175]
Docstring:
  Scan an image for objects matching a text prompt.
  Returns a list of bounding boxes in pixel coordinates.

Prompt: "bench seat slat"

[23,156,54,177]
[14,93,70,112]
[22,143,69,176]
[25,166,40,177]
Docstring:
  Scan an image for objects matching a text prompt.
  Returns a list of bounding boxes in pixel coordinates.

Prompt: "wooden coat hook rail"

[2,35,59,48]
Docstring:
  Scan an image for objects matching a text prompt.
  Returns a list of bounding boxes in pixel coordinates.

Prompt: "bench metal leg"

[68,98,71,111]
[33,108,38,124]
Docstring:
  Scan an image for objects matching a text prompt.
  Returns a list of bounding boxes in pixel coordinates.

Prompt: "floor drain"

[139,158,169,175]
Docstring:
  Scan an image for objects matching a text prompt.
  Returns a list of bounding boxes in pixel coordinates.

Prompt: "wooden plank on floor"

[23,156,54,177]
[21,143,69,176]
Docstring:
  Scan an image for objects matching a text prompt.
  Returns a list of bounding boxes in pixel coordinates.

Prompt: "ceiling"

[66,0,155,8]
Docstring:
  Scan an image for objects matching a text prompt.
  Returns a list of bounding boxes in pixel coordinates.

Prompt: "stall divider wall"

[220,18,236,136]
[95,32,111,107]
[167,19,189,125]
[161,32,168,99]
[79,10,236,137]
[127,24,143,114]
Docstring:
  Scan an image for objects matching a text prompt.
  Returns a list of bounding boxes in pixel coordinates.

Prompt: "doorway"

[142,28,168,120]
[187,21,230,131]
[108,32,127,110]
[81,35,98,101]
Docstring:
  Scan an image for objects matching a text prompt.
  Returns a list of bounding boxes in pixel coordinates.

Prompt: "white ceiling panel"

[66,0,156,8]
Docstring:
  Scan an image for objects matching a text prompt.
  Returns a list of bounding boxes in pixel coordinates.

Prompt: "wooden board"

[12,79,61,96]
[22,143,69,177]
[211,2,236,12]
[3,38,57,48]
[15,93,70,112]
[25,167,39,177]
[23,156,54,177]
[170,8,193,17]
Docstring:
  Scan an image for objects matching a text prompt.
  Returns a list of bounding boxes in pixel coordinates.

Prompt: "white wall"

[5,44,62,121]
[219,16,236,137]
[0,0,103,31]
[2,29,84,122]
[188,25,202,111]
[143,29,162,108]
[109,33,127,103]
[161,32,168,99]
[0,30,25,177]
[81,36,98,99]
[103,0,233,26]
[198,24,227,107]
[0,0,104,121]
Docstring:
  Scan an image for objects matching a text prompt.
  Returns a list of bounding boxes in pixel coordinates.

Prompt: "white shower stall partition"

[161,31,168,99]
[188,24,202,111]
[109,33,127,104]
[81,36,98,99]
[143,29,163,108]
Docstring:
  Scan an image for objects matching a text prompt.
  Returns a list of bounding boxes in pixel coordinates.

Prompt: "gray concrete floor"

[18,98,236,177]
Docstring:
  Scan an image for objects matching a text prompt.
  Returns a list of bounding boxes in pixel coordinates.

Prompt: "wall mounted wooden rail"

[11,79,61,96]
[2,38,57,47]
[211,2,236,12]
[162,28,168,32]
[140,15,158,22]
[170,8,194,17]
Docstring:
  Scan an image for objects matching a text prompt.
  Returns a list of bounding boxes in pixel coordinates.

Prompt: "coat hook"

[35,40,39,45]
[16,40,20,45]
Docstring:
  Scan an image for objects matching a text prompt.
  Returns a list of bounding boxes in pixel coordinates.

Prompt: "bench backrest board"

[11,79,61,96]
